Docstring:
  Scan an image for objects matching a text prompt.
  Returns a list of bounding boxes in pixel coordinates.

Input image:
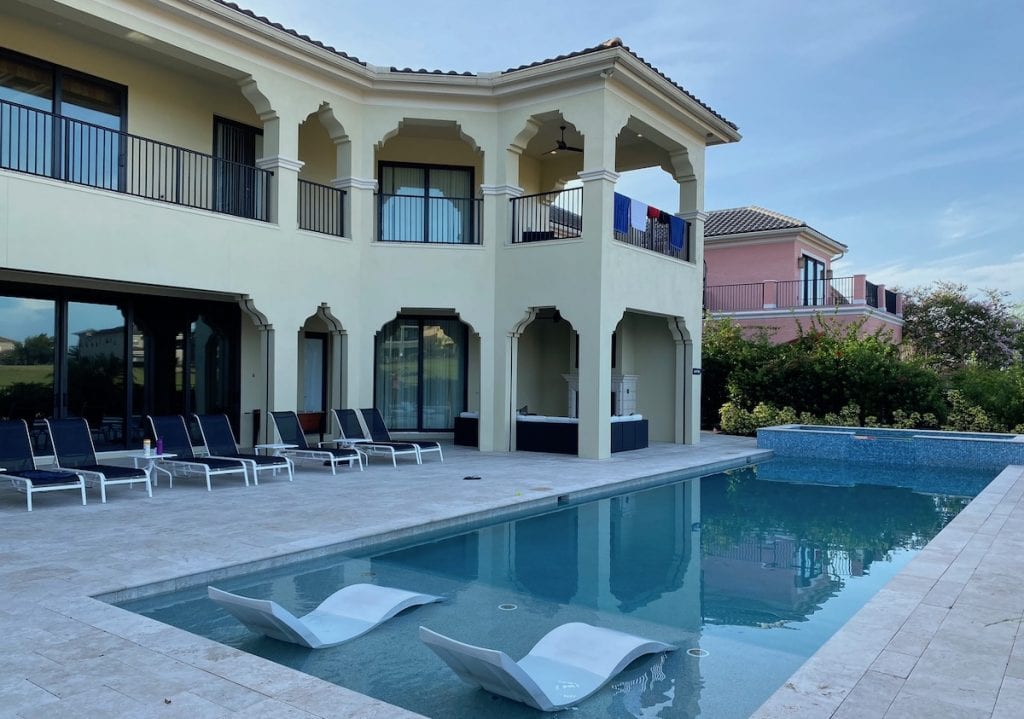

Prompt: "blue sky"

[240,0,1024,301]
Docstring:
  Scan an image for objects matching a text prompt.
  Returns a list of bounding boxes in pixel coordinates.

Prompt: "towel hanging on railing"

[669,216,686,251]
[629,198,648,231]
[613,193,630,234]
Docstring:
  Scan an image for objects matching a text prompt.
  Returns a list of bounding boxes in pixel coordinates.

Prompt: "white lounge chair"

[419,622,676,712]
[208,583,443,648]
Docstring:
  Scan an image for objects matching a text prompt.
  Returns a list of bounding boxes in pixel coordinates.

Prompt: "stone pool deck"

[2,435,1021,718]
[0,434,766,718]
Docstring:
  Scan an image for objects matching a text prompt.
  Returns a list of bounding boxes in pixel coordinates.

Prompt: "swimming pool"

[119,458,991,718]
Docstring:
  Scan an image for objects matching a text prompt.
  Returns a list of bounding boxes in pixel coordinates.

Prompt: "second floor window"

[0,48,126,190]
[378,163,476,243]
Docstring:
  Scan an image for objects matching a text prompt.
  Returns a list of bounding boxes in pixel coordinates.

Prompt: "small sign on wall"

[692,368,702,375]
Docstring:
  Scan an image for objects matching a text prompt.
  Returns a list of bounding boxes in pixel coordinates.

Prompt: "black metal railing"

[703,282,765,311]
[705,276,861,312]
[298,179,345,236]
[776,276,854,308]
[510,187,583,243]
[865,280,879,308]
[376,193,481,244]
[0,97,272,221]
[613,212,690,261]
[885,289,898,314]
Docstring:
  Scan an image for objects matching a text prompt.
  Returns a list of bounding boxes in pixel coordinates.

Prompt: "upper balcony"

[1,97,273,222]
[509,186,691,261]
[704,275,901,315]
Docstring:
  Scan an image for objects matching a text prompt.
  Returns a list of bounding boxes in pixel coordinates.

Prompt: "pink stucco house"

[703,207,903,343]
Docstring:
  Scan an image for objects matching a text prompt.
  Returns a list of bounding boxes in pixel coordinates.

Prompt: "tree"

[901,282,1022,371]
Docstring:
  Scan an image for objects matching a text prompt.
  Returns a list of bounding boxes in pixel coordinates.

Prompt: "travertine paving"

[0,435,765,718]
[4,436,1020,718]
[753,464,1024,719]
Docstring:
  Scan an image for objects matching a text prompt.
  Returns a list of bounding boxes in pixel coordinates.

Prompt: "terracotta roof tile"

[213,1,367,66]
[210,5,734,130]
[502,39,737,131]
[705,207,806,237]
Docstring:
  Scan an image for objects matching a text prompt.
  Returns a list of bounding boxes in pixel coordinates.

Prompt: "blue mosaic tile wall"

[757,425,1024,470]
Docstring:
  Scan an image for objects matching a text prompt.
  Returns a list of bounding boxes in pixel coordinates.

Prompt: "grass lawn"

[0,364,53,386]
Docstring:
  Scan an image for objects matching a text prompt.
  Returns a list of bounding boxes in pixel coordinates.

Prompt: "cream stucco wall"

[0,0,737,457]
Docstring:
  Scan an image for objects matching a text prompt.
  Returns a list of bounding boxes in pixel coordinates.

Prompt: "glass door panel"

[422,320,466,429]
[375,319,419,430]
[190,315,231,416]
[380,165,426,242]
[428,168,472,244]
[0,295,56,453]
[67,302,126,451]
[59,73,124,191]
[301,335,326,413]
[0,55,54,176]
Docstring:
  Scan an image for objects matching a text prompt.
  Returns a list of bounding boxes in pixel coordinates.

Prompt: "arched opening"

[615,310,680,442]
[509,113,585,244]
[296,306,344,440]
[374,119,483,244]
[515,307,575,418]
[297,104,348,236]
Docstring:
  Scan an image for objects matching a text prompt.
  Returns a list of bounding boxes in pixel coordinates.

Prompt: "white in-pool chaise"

[419,622,676,711]
[208,584,443,648]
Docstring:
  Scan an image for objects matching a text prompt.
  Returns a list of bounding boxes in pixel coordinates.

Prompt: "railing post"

[763,280,777,309]
[875,283,887,311]
[895,293,904,317]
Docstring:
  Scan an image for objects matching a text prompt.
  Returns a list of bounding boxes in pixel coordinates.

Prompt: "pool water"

[120,458,992,718]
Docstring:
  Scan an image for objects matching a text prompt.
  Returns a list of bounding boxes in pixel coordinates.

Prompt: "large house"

[0,0,740,458]
[703,207,904,343]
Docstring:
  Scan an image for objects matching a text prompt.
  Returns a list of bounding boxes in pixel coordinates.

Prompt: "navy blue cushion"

[324,447,359,458]
[236,453,288,467]
[2,469,80,486]
[191,457,246,471]
[77,464,146,479]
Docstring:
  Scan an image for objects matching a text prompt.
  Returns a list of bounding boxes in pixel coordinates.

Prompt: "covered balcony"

[509,186,690,261]
[1,97,272,222]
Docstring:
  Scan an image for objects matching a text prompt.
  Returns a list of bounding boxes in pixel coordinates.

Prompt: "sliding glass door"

[374,317,467,431]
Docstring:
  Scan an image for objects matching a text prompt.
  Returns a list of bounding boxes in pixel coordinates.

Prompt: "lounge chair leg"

[79,482,86,505]
[26,489,32,512]
[100,481,107,503]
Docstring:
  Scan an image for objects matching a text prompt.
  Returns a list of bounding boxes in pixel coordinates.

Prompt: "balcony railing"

[0,98,272,221]
[510,188,583,243]
[610,192,692,264]
[376,193,481,244]
[298,179,345,236]
[885,289,898,314]
[865,280,879,308]
[705,276,862,312]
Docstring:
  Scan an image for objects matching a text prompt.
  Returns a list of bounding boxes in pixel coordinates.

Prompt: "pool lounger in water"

[420,622,676,711]
[208,584,443,649]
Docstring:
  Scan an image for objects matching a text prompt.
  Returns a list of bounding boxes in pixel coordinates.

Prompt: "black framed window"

[374,317,468,431]
[0,47,126,189]
[378,162,476,243]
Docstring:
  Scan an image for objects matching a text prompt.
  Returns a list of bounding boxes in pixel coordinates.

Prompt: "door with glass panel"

[0,49,125,189]
[378,163,474,243]
[375,317,467,431]
[213,116,263,219]
[801,256,827,306]
[66,302,127,451]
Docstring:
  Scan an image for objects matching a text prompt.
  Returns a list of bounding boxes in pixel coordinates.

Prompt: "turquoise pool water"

[119,458,993,718]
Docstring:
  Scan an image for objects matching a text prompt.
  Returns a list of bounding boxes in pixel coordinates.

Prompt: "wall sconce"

[797,256,806,269]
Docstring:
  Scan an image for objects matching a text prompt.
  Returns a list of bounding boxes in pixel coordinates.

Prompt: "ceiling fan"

[548,125,583,155]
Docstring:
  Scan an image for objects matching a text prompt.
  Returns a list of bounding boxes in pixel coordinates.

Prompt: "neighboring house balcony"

[1,97,273,222]
[704,274,905,341]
